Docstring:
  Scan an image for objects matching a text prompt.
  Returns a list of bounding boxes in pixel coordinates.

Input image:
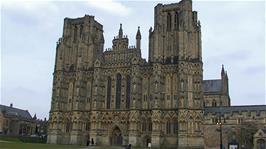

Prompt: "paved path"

[80,146,123,149]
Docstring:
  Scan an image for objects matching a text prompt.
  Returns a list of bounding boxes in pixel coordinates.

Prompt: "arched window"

[174,12,179,30]
[148,121,152,132]
[106,77,112,109]
[73,25,77,42]
[115,74,122,109]
[126,75,131,109]
[167,12,172,31]
[80,25,83,37]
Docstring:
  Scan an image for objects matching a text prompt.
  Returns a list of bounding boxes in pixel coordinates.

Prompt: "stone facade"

[47,0,266,149]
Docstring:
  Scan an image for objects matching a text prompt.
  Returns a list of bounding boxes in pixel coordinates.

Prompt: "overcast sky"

[1,0,265,119]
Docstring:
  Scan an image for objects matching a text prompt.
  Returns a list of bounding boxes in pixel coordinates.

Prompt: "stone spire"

[136,26,141,50]
[136,26,141,39]
[221,64,225,77]
[119,23,123,38]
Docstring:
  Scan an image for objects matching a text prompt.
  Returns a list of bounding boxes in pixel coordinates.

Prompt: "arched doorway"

[257,139,265,149]
[111,127,123,146]
[143,135,151,147]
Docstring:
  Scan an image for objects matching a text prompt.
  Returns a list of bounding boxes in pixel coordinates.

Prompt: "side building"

[0,104,48,136]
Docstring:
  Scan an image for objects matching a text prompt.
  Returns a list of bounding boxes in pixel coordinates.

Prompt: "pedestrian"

[91,138,94,146]
[86,139,90,146]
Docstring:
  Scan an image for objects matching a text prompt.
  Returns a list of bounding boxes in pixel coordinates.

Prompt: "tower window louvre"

[167,13,172,31]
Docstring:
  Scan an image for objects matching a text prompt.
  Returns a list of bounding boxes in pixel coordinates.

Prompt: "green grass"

[0,142,82,149]
[0,141,149,149]
[0,136,21,143]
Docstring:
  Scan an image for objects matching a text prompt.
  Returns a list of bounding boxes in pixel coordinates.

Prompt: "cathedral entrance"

[111,127,123,146]
[257,139,265,149]
[143,136,151,147]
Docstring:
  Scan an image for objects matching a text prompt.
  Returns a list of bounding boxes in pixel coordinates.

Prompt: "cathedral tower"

[148,0,204,148]
[149,0,201,63]
[54,15,104,72]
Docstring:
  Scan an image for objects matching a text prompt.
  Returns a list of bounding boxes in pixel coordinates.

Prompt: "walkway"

[80,146,124,149]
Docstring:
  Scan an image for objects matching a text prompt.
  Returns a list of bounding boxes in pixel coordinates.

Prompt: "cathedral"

[47,0,266,148]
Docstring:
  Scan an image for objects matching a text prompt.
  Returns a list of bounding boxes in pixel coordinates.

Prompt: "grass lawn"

[0,142,83,149]
[0,141,148,149]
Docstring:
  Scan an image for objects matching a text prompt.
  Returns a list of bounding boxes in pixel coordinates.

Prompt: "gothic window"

[73,25,77,42]
[115,74,122,109]
[126,75,131,109]
[174,12,179,30]
[80,25,83,37]
[106,77,112,109]
[167,12,172,31]
[148,121,152,131]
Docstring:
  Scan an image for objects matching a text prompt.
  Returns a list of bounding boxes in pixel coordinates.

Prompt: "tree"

[235,122,257,149]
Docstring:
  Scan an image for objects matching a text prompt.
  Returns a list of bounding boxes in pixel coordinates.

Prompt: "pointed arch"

[80,25,83,37]
[126,75,131,109]
[115,73,122,109]
[167,12,172,31]
[174,11,179,30]
[73,25,77,42]
[106,76,112,109]
[110,125,123,145]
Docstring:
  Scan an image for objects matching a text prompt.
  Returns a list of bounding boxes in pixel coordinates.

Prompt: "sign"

[148,143,151,148]
[229,145,238,149]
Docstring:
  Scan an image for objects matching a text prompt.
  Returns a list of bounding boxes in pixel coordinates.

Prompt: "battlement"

[114,35,128,39]
[62,15,103,44]
[64,15,102,29]
[155,0,192,11]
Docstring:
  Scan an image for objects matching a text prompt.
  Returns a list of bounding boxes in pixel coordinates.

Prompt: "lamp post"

[216,112,223,149]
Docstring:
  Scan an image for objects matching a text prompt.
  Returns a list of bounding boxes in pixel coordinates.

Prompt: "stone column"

[128,110,140,146]
[151,110,161,148]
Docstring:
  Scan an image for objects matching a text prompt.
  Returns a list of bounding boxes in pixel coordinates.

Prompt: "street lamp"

[216,112,224,149]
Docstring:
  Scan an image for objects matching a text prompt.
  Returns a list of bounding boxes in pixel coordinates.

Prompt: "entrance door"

[111,127,122,145]
[145,137,151,147]
[257,139,265,149]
